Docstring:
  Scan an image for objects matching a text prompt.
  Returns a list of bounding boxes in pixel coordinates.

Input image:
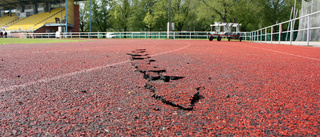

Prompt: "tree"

[91,0,112,32]
[129,0,157,31]
[110,0,131,31]
[143,9,156,31]
[171,0,192,31]
[79,0,112,32]
[258,0,301,27]
[200,0,236,22]
[79,3,89,32]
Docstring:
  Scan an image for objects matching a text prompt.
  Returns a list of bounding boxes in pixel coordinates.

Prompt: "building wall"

[71,4,79,32]
[35,26,58,33]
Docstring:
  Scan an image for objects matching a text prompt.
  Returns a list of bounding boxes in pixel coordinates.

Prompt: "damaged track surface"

[0,39,320,136]
[127,49,202,110]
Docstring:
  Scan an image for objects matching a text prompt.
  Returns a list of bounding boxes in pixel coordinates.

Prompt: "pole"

[290,19,293,45]
[271,26,273,43]
[307,15,310,46]
[260,29,262,42]
[89,0,92,38]
[279,24,282,44]
[65,0,68,38]
[167,0,172,39]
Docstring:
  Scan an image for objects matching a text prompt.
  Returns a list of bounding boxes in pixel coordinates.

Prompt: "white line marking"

[243,45,320,62]
[0,43,191,93]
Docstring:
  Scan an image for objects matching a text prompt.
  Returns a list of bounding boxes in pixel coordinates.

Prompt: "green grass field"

[0,38,86,45]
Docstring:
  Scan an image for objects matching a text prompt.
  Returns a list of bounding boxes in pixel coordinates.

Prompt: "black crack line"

[127,49,204,110]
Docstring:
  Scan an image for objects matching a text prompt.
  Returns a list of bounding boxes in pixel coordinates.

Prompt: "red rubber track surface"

[0,39,319,136]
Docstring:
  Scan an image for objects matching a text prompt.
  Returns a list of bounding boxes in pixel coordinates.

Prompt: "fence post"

[290,19,293,45]
[271,26,273,43]
[279,24,281,44]
[159,32,161,39]
[174,32,175,40]
[251,32,253,41]
[145,32,146,39]
[307,15,310,46]
[190,32,191,40]
[132,32,133,39]
[260,29,262,42]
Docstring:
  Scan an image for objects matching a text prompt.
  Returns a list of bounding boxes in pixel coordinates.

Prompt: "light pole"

[167,0,172,39]
[89,0,92,38]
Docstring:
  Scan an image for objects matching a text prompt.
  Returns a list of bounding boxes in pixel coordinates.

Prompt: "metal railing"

[8,31,253,41]
[250,10,320,46]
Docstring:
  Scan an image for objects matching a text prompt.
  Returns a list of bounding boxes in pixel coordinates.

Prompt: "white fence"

[250,10,320,46]
[8,31,253,41]
[7,9,320,47]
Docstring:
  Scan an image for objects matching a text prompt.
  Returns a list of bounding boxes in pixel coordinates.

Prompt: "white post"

[290,19,293,45]
[190,32,191,40]
[260,29,262,42]
[252,32,253,41]
[145,32,146,39]
[271,26,273,43]
[279,24,282,44]
[159,32,161,39]
[98,32,100,39]
[307,15,310,46]
[207,32,208,39]
[173,32,175,40]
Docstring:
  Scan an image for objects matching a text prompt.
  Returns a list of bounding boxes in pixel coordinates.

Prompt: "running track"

[0,39,319,136]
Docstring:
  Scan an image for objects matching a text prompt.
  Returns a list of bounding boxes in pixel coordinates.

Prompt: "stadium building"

[0,0,82,37]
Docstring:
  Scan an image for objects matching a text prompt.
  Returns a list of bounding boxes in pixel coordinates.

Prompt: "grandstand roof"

[0,0,85,9]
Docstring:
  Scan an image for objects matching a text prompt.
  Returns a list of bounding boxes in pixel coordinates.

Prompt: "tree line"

[79,0,301,32]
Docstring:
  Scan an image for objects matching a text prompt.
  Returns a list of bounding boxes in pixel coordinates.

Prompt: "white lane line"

[0,43,191,93]
[243,45,320,62]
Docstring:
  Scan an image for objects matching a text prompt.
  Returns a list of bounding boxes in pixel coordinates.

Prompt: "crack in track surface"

[0,43,191,93]
[128,48,203,110]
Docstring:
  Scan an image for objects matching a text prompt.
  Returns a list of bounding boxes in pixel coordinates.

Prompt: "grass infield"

[0,38,86,45]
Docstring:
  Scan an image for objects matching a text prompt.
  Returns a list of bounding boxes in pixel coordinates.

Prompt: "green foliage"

[109,0,131,31]
[79,0,301,32]
[81,0,112,32]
